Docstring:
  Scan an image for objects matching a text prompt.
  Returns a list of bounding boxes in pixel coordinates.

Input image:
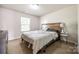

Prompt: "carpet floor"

[7,39,78,54]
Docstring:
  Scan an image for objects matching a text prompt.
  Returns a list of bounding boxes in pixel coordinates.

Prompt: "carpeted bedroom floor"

[7,39,78,54]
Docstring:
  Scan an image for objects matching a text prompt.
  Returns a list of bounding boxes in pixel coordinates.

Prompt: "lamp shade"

[60,23,64,28]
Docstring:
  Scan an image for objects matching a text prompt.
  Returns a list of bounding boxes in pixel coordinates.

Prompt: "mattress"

[21,30,58,54]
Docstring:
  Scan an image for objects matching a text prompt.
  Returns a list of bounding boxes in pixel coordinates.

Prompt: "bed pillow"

[41,25,48,31]
[47,28,60,37]
[47,28,60,33]
[46,28,55,31]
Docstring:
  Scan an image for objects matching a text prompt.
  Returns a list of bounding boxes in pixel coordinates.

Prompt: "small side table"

[60,33,68,42]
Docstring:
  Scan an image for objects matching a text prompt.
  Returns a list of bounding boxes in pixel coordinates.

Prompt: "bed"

[21,23,61,54]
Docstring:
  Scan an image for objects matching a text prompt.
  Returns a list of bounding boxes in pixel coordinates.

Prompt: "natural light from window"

[21,16,30,32]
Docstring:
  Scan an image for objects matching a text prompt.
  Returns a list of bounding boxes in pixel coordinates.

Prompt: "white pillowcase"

[41,25,48,31]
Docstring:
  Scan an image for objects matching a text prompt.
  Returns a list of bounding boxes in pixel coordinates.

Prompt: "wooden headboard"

[42,23,61,32]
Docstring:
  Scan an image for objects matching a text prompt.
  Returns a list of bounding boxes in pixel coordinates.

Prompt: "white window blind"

[21,16,30,32]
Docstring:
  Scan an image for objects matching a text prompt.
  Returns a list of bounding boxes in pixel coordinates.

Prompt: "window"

[21,16,30,32]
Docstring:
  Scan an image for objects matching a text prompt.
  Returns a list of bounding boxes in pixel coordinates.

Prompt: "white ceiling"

[0,4,75,16]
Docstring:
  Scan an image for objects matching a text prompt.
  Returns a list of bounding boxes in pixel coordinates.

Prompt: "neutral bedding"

[21,30,58,54]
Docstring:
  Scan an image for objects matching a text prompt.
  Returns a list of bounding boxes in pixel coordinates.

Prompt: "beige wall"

[0,7,40,40]
[40,5,78,44]
[77,5,79,53]
[0,15,1,29]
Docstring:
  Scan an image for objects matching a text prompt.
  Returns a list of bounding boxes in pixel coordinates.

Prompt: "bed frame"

[21,23,61,53]
[37,23,61,53]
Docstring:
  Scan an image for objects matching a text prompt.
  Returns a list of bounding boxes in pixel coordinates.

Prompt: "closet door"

[0,30,8,54]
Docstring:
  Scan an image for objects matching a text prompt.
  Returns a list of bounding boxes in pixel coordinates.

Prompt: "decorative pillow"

[47,28,55,31]
[47,28,60,38]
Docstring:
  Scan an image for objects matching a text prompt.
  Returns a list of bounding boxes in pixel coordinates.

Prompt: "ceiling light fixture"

[30,4,39,10]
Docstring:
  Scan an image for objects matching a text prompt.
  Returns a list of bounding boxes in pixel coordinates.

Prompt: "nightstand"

[60,33,68,42]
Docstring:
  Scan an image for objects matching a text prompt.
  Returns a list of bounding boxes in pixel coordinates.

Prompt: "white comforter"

[21,30,58,54]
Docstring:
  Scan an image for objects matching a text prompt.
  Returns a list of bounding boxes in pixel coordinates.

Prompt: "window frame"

[21,16,30,32]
